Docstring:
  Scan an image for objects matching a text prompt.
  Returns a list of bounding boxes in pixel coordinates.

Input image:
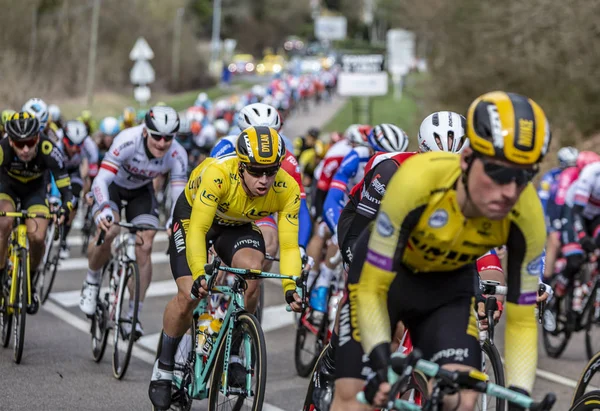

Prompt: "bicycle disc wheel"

[478,340,506,410]
[585,284,600,360]
[13,248,28,364]
[255,282,264,324]
[208,312,266,411]
[570,391,600,411]
[573,351,600,405]
[294,308,328,377]
[91,262,111,362]
[112,261,140,379]
[542,282,572,358]
[0,274,12,348]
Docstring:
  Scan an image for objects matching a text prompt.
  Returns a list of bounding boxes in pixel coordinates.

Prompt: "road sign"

[129,37,154,61]
[315,16,347,41]
[130,60,155,85]
[341,54,385,73]
[337,72,388,96]
[387,29,416,75]
[133,86,151,104]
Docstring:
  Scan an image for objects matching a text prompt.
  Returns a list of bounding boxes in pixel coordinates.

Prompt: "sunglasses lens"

[149,132,174,142]
[14,137,38,149]
[483,162,534,185]
[246,165,279,177]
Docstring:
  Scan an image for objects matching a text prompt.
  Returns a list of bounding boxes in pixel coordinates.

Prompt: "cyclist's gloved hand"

[191,275,209,299]
[285,289,303,313]
[95,206,113,232]
[48,195,62,209]
[363,342,392,406]
[58,201,74,224]
[580,236,596,253]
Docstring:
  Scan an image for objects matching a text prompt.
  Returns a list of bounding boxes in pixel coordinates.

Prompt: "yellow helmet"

[1,109,16,125]
[236,126,284,165]
[466,91,551,165]
[123,106,136,125]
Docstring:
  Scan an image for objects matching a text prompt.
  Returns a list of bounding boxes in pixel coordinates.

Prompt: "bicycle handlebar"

[96,217,167,246]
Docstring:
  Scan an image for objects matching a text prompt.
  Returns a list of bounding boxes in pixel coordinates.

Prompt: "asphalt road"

[1,95,597,411]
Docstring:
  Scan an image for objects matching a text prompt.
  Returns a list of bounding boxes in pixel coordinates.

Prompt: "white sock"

[129,300,143,318]
[86,268,102,285]
[315,263,334,289]
[307,269,319,290]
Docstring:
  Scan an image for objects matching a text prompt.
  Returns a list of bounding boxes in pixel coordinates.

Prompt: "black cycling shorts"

[169,193,266,280]
[93,182,159,227]
[335,230,481,381]
[0,176,49,214]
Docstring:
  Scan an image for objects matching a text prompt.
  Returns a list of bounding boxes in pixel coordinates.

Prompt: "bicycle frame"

[177,266,301,401]
[7,219,30,314]
[107,232,137,327]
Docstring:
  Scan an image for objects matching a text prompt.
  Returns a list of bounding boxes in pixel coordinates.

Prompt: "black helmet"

[307,127,320,138]
[5,111,40,140]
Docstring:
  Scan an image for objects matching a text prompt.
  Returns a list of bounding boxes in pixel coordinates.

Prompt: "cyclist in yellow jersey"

[331,91,552,411]
[149,126,303,410]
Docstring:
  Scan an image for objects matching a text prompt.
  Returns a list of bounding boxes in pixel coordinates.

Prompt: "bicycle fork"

[8,225,30,314]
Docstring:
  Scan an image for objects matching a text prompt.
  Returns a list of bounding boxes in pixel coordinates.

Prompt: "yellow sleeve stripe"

[55,177,71,188]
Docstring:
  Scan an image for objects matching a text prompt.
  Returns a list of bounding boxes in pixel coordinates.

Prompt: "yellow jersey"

[185,155,302,295]
[357,152,546,391]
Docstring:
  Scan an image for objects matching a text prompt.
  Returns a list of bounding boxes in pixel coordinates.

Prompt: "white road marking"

[67,232,169,247]
[55,252,169,271]
[50,279,177,308]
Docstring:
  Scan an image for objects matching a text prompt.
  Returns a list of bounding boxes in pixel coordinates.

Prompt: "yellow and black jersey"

[0,135,73,204]
[184,155,302,294]
[357,151,546,391]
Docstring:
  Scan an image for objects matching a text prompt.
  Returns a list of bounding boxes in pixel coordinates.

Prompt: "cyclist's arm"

[186,167,227,280]
[43,139,74,206]
[209,135,235,158]
[280,151,311,248]
[276,182,301,296]
[167,143,189,216]
[504,188,546,393]
[356,164,426,369]
[322,151,358,233]
[91,134,135,208]
[537,173,553,211]
[571,167,595,239]
[82,136,99,178]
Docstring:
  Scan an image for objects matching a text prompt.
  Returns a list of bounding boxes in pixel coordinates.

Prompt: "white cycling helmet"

[557,146,579,168]
[418,111,468,153]
[251,85,266,99]
[344,124,371,146]
[64,120,88,145]
[196,92,208,103]
[145,106,179,135]
[99,116,120,136]
[368,123,409,152]
[178,116,192,134]
[237,103,282,131]
[48,104,61,123]
[22,98,49,127]
[214,119,230,135]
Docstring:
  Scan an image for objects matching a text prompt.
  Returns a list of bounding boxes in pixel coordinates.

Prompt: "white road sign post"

[386,29,416,101]
[337,54,388,124]
[314,16,347,41]
[130,37,155,107]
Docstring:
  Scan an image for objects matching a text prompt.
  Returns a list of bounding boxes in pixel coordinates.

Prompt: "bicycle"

[543,250,600,359]
[0,210,55,364]
[155,256,305,411]
[35,213,64,304]
[571,349,600,410]
[80,200,94,254]
[90,220,167,379]
[357,349,556,411]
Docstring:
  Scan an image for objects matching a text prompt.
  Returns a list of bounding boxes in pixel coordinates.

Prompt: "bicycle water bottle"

[195,314,214,355]
[200,318,223,357]
[554,274,568,297]
[573,280,583,312]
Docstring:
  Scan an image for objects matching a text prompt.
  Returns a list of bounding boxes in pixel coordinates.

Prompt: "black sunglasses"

[243,164,280,177]
[147,130,175,142]
[12,136,39,149]
[478,156,537,186]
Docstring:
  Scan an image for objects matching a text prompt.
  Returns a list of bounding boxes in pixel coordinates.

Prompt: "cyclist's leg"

[257,215,278,272]
[0,191,16,274]
[543,230,561,280]
[21,182,51,271]
[307,220,328,288]
[311,239,338,313]
[216,223,266,314]
[61,176,83,251]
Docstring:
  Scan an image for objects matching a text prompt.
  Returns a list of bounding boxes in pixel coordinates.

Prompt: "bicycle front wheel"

[570,391,600,411]
[13,248,28,364]
[0,272,13,348]
[208,312,267,411]
[478,340,506,410]
[573,351,600,405]
[39,251,59,305]
[585,283,600,360]
[112,261,140,379]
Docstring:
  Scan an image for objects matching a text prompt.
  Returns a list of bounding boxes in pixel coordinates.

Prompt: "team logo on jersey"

[376,211,394,237]
[214,178,223,188]
[428,209,448,228]
[526,252,544,276]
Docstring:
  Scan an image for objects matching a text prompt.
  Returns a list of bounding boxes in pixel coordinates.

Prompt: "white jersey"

[568,162,600,219]
[193,124,217,148]
[92,124,188,210]
[57,136,99,177]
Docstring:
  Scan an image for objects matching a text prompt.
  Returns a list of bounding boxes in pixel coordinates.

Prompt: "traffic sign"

[129,37,154,61]
[315,16,347,41]
[341,54,385,73]
[387,29,416,76]
[337,72,388,96]
[133,86,151,104]
[130,60,155,85]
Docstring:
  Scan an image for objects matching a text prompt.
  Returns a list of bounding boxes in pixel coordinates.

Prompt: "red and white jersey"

[476,250,503,273]
[554,166,579,206]
[349,151,416,198]
[315,139,352,191]
[568,162,600,218]
[281,149,306,200]
[93,124,188,208]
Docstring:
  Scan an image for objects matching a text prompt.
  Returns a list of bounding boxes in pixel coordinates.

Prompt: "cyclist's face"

[144,128,173,158]
[242,164,279,197]
[10,138,38,162]
[462,148,530,220]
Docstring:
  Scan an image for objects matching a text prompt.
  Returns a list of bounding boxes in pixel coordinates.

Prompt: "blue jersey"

[322,146,372,233]
[537,167,562,213]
